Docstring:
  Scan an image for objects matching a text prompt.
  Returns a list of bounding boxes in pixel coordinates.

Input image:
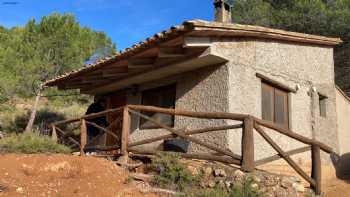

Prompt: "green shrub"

[0,133,71,154]
[231,176,265,197]
[151,153,198,191]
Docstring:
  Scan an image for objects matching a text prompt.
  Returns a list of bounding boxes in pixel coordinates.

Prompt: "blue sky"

[0,0,214,50]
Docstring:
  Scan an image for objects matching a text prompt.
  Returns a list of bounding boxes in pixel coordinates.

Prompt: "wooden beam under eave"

[129,57,156,66]
[83,53,228,94]
[183,36,212,48]
[59,83,92,90]
[102,72,128,78]
[81,78,114,84]
[158,47,185,58]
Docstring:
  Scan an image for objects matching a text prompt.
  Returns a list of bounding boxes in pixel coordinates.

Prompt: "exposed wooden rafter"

[158,47,185,58]
[183,37,212,48]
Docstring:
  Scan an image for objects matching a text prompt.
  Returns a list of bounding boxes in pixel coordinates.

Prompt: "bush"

[0,133,71,154]
[231,176,265,197]
[151,153,266,197]
[151,153,199,191]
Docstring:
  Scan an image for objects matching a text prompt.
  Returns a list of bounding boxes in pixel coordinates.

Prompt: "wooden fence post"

[311,145,321,195]
[241,116,254,172]
[119,106,130,163]
[80,119,87,156]
[51,125,58,142]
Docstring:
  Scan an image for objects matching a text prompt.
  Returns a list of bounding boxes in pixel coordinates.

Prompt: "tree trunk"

[24,89,42,133]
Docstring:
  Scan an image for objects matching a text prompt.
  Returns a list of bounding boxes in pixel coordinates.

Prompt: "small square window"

[319,94,327,117]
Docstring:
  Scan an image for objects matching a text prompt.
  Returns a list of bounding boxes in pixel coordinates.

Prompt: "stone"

[16,187,24,193]
[292,182,305,193]
[251,183,259,190]
[225,180,232,189]
[233,170,245,182]
[263,176,279,187]
[252,175,261,183]
[217,180,225,188]
[214,168,227,177]
[204,167,213,177]
[290,176,302,183]
[200,181,206,188]
[188,166,199,176]
[280,177,292,188]
[208,180,216,188]
[274,188,288,197]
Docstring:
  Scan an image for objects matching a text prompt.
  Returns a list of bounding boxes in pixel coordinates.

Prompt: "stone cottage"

[45,1,349,160]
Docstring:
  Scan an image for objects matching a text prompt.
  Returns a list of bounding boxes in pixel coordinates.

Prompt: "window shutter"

[262,83,274,122]
[274,89,289,128]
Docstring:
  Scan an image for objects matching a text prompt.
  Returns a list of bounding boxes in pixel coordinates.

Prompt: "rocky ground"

[0,154,349,197]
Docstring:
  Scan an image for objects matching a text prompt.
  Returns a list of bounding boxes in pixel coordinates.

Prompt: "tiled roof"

[44,20,342,86]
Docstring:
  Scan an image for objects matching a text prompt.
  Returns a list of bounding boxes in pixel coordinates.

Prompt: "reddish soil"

[0,154,157,197]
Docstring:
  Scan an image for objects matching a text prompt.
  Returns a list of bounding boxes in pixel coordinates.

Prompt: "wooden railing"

[51,105,333,195]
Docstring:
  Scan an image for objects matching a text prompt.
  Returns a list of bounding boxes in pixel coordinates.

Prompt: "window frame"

[261,81,290,129]
[319,94,327,118]
[139,84,176,130]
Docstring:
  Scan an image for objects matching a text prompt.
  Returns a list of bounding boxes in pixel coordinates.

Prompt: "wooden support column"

[51,125,58,142]
[80,119,87,156]
[241,116,255,172]
[119,106,131,163]
[311,145,322,195]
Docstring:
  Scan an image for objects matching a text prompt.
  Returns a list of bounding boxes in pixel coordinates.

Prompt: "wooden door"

[106,92,127,146]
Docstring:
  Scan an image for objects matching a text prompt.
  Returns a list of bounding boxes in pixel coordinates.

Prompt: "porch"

[51,104,333,195]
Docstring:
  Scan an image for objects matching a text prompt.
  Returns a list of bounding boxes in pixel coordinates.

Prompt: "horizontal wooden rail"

[129,109,242,160]
[84,145,120,152]
[128,148,241,165]
[128,105,248,121]
[129,124,243,148]
[53,107,123,126]
[255,119,333,153]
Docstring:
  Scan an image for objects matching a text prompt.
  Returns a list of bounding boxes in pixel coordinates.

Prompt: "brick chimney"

[214,0,232,23]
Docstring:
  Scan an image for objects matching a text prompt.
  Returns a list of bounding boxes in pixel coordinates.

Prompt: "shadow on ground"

[331,152,350,182]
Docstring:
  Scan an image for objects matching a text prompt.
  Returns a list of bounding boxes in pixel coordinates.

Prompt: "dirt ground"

[0,154,158,197]
[0,154,349,197]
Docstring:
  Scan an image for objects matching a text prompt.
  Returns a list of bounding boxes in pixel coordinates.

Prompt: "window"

[319,94,327,117]
[262,82,289,128]
[139,84,176,129]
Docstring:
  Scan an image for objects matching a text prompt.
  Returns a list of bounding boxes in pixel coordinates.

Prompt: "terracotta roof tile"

[44,20,341,86]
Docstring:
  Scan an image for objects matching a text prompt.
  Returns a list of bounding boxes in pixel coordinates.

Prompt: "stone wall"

[211,38,338,161]
[336,87,350,155]
[127,65,231,152]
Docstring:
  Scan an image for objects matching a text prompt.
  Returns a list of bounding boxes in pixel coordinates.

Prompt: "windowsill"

[256,73,296,93]
[262,119,289,129]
